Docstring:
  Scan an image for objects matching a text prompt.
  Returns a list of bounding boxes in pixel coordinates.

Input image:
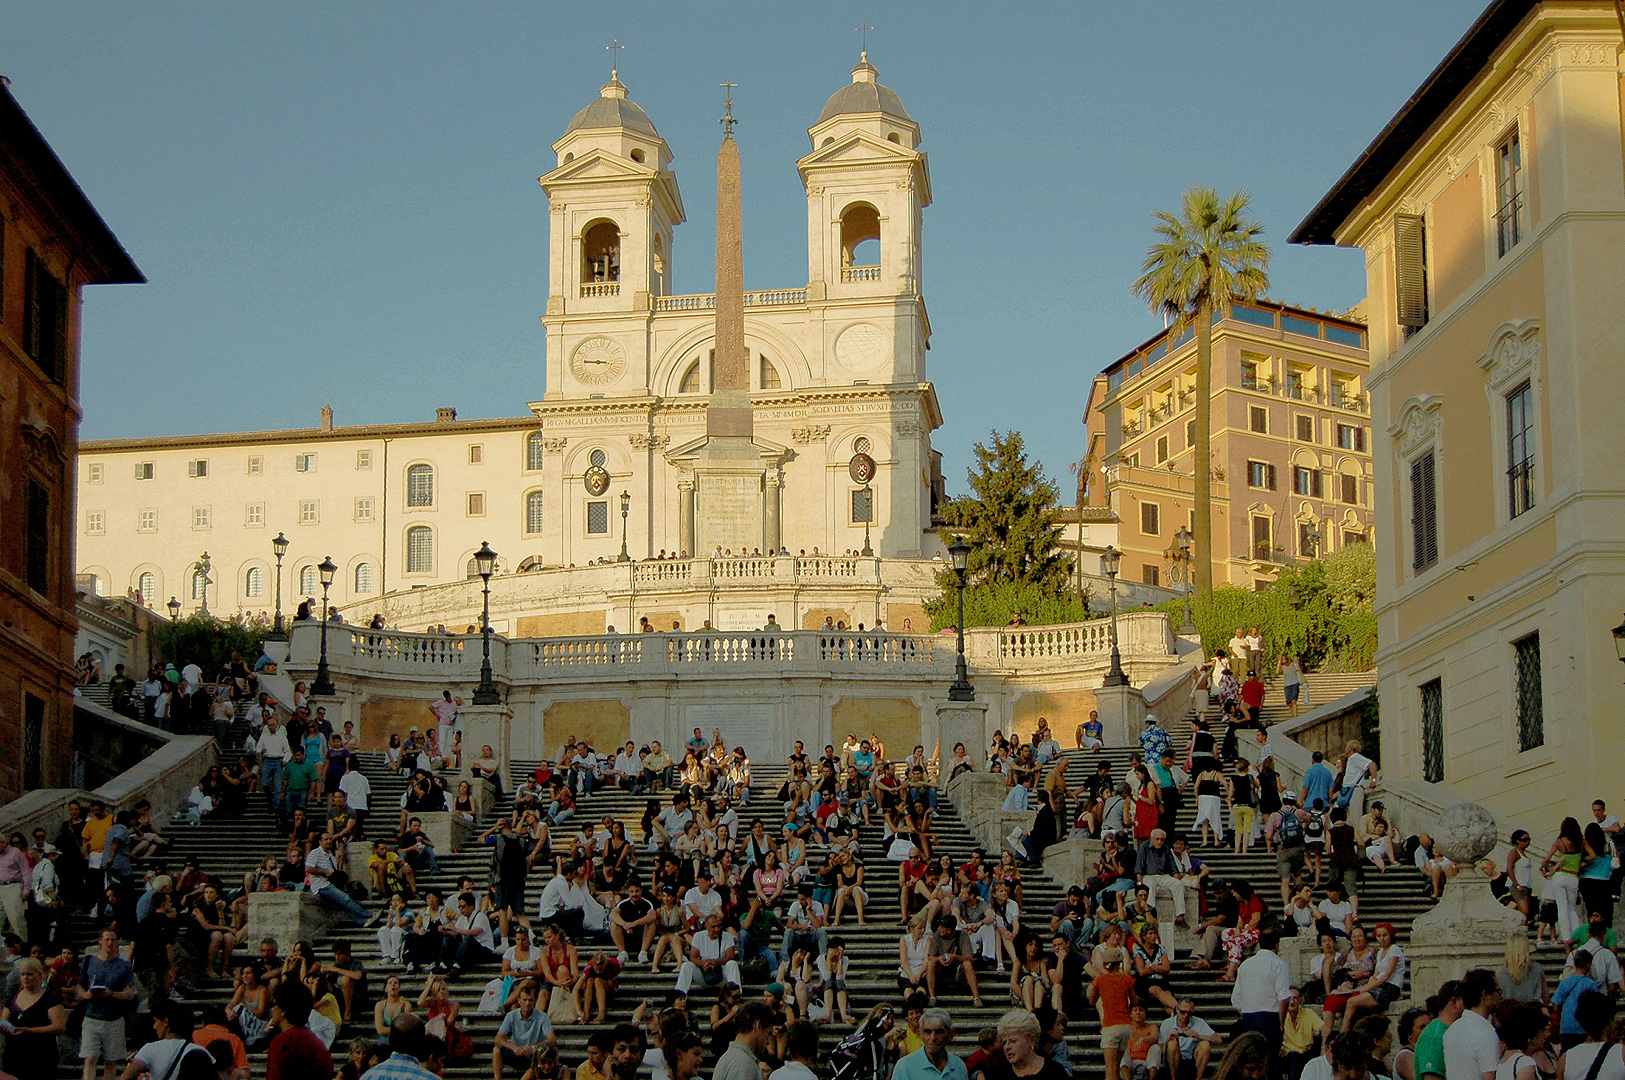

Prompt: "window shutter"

[1311,470,1323,498]
[1411,451,1438,571]
[1395,213,1429,329]
[1267,464,1277,491]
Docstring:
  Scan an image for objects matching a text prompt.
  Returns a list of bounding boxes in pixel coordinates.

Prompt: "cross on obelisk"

[606,38,624,79]
[719,78,738,136]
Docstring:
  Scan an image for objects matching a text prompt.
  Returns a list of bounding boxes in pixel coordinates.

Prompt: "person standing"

[711,1002,774,1080]
[0,833,32,940]
[1244,627,1263,680]
[258,716,292,816]
[120,1000,215,1080]
[3,957,66,1080]
[1414,980,1463,1080]
[266,981,334,1080]
[1337,742,1376,819]
[430,692,460,760]
[1231,924,1291,1044]
[1442,970,1502,1080]
[77,927,136,1080]
[894,1009,967,1080]
[1279,656,1305,718]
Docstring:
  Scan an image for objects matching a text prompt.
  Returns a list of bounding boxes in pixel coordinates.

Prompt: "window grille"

[1420,678,1444,782]
[406,464,434,507]
[406,527,433,573]
[587,501,610,534]
[851,489,874,524]
[1514,632,1543,752]
[245,567,263,597]
[354,563,374,594]
[527,433,545,471]
[526,492,545,534]
[1506,381,1535,518]
[1495,130,1523,256]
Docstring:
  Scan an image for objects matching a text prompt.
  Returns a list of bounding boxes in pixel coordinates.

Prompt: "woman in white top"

[1287,885,1319,936]
[897,914,930,993]
[1495,1002,1550,1080]
[1557,994,1625,1080]
[1506,829,1537,920]
[1338,922,1406,1031]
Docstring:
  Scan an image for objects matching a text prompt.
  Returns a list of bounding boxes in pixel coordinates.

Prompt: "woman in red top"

[1219,880,1268,981]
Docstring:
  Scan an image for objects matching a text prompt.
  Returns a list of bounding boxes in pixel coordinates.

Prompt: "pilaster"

[459,703,514,784]
[1094,684,1147,747]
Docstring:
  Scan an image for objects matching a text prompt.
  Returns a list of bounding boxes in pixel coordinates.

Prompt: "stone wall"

[517,611,609,638]
[542,700,631,760]
[831,698,922,760]
[359,695,441,750]
[945,770,1034,855]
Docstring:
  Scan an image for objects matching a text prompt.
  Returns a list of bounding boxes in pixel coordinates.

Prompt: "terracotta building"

[0,81,142,801]
[1085,300,1373,591]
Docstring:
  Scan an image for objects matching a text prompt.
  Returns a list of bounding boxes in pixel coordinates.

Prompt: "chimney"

[436,407,457,423]
[320,404,333,430]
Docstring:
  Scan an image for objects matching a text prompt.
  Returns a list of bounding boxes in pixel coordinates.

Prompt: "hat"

[1099,946,1126,967]
[1282,791,1297,803]
[765,982,786,996]
[41,844,59,855]
[1143,715,1157,723]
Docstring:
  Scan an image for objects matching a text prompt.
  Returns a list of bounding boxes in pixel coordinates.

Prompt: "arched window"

[190,569,207,600]
[406,526,433,574]
[245,567,263,598]
[527,433,545,471]
[840,203,881,268]
[630,148,646,163]
[590,449,606,468]
[759,355,782,390]
[137,571,155,602]
[354,563,374,594]
[679,349,715,394]
[299,565,318,594]
[582,220,620,283]
[406,464,434,507]
[526,491,545,534]
[854,436,872,455]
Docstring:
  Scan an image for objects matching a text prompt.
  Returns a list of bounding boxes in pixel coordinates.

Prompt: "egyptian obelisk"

[693,82,766,555]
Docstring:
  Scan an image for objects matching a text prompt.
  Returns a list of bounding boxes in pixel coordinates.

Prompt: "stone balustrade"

[965,611,1175,672]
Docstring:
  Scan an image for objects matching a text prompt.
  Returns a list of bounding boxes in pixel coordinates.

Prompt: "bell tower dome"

[799,54,930,301]
[541,73,685,320]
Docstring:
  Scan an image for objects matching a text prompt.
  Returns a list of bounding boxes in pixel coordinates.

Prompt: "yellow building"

[1085,301,1373,591]
[1292,0,1625,822]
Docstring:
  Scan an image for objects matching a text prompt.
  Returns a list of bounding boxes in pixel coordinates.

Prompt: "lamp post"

[618,491,631,563]
[269,532,290,640]
[1100,545,1128,687]
[197,552,213,617]
[311,557,338,696]
[1174,526,1196,636]
[166,596,181,665]
[473,541,500,705]
[860,483,874,558]
[947,538,975,701]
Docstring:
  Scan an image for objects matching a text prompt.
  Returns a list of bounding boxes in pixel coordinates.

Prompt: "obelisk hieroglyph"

[693,81,767,555]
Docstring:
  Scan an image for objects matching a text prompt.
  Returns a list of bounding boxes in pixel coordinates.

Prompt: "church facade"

[76,57,949,618]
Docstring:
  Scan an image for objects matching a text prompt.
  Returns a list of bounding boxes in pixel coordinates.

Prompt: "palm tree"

[1132,186,1270,600]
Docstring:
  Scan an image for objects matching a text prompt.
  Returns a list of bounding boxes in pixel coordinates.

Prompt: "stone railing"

[653,288,808,312]
[579,282,619,298]
[291,623,949,682]
[966,611,1174,670]
[0,697,216,837]
[840,266,881,282]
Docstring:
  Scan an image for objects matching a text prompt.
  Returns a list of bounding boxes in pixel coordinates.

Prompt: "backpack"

[1279,810,1305,846]
[1305,812,1325,843]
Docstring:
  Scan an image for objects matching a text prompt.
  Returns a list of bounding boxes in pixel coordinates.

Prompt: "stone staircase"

[51,684,1443,1080]
[1257,670,1377,726]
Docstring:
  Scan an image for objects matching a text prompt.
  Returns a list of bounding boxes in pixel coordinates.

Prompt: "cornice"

[80,416,541,454]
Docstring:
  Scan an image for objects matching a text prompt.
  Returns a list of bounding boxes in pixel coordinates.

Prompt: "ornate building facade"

[1,82,142,802]
[76,56,949,620]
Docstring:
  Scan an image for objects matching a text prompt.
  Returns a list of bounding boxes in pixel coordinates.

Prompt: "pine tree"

[939,430,1070,592]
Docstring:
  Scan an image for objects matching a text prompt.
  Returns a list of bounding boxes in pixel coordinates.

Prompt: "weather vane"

[855,22,874,60]
[606,38,624,79]
[720,78,738,135]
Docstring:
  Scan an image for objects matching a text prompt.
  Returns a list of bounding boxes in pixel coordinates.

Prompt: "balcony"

[580,282,619,298]
[841,266,881,283]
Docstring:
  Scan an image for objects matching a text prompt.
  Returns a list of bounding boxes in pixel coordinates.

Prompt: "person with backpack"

[1269,793,1312,906]
[123,1000,218,1080]
[1304,800,1328,889]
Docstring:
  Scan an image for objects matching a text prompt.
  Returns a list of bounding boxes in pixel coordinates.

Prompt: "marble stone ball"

[1434,802,1500,864]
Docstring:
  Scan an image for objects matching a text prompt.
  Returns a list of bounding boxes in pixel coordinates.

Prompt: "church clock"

[570,336,626,385]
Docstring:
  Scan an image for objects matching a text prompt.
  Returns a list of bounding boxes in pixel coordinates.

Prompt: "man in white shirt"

[1339,741,1377,818]
[683,871,724,929]
[141,671,165,724]
[780,883,829,960]
[712,795,741,841]
[1442,970,1503,1080]
[537,861,596,940]
[1231,925,1292,1044]
[256,717,292,814]
[338,768,371,836]
[612,742,642,794]
[304,833,376,927]
[1226,629,1249,674]
[1566,927,1623,991]
[436,891,494,974]
[675,912,741,992]
[653,795,694,851]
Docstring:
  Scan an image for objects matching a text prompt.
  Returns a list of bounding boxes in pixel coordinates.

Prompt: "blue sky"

[9,0,1486,492]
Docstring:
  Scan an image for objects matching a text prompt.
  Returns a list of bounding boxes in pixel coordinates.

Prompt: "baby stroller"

[829,1005,896,1080]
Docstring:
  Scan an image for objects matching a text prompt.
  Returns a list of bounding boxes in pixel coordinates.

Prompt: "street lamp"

[1174,526,1196,636]
[166,596,182,665]
[473,541,500,705]
[197,552,213,617]
[269,532,290,640]
[1100,545,1128,687]
[311,556,338,696]
[860,483,874,558]
[618,491,631,563]
[947,538,975,701]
